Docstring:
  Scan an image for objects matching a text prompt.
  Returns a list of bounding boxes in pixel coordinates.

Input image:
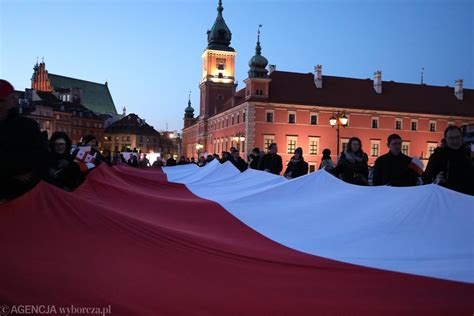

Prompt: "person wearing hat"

[284,147,309,179]
[0,79,49,202]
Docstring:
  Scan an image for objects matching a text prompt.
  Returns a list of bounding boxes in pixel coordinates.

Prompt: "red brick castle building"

[183,1,474,172]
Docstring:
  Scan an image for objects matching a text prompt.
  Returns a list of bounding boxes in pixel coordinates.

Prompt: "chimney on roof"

[373,70,382,94]
[454,79,463,100]
[314,65,322,89]
[268,64,276,74]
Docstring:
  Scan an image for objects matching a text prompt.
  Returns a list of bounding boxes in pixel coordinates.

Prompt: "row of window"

[261,135,438,159]
[210,111,246,130]
[266,111,318,125]
[373,118,440,132]
[211,139,246,154]
[104,135,158,143]
[264,111,460,132]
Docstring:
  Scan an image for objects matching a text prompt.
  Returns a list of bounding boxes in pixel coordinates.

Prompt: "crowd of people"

[1,79,473,204]
[169,129,474,196]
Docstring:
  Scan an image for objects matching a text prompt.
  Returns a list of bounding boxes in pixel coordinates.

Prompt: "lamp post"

[231,133,246,153]
[329,111,349,157]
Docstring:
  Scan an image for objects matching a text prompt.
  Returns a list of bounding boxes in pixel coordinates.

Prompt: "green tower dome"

[248,26,269,78]
[207,0,234,52]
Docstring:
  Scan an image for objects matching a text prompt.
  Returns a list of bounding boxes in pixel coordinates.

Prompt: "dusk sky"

[1,0,472,131]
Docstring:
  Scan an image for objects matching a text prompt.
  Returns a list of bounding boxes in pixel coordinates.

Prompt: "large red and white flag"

[0,161,473,315]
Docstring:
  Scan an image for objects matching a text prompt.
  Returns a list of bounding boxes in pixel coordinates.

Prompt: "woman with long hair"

[332,137,369,185]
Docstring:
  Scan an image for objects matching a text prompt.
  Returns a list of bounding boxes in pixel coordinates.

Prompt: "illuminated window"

[370,140,380,157]
[216,58,226,70]
[308,137,319,155]
[287,136,297,154]
[402,142,410,155]
[427,143,437,158]
[263,135,274,150]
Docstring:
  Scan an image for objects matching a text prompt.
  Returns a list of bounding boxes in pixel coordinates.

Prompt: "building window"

[309,164,316,173]
[427,143,437,158]
[341,140,349,153]
[288,112,296,124]
[231,116,234,125]
[370,140,380,157]
[308,137,319,155]
[122,136,126,141]
[372,117,379,129]
[429,121,436,132]
[139,136,143,143]
[216,58,226,70]
[395,119,402,130]
[287,136,297,154]
[411,120,418,131]
[402,142,410,155]
[127,136,130,141]
[266,111,274,123]
[243,111,246,122]
[263,135,274,150]
[310,114,318,125]
[236,114,240,124]
[255,89,264,96]
[226,118,229,127]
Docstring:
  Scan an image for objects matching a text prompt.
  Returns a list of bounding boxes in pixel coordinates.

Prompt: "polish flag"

[1,161,473,314]
[408,156,424,176]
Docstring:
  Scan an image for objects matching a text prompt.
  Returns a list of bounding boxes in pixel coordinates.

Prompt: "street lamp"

[329,111,349,157]
[231,133,246,152]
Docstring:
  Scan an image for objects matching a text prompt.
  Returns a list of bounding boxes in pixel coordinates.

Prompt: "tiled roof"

[49,74,117,114]
[266,71,474,117]
[105,113,160,136]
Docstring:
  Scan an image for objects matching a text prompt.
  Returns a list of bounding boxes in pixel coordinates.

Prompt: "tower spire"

[188,90,192,106]
[256,24,262,55]
[421,67,424,84]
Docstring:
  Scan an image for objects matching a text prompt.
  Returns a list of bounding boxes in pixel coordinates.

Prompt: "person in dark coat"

[220,151,231,163]
[177,156,187,165]
[0,80,49,203]
[229,148,248,172]
[46,132,84,190]
[166,156,177,166]
[248,147,261,170]
[197,156,207,167]
[284,147,309,179]
[333,137,369,185]
[258,143,283,175]
[319,148,335,171]
[423,126,474,195]
[373,134,419,187]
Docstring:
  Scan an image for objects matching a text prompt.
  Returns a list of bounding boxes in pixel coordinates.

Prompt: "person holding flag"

[373,134,420,187]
